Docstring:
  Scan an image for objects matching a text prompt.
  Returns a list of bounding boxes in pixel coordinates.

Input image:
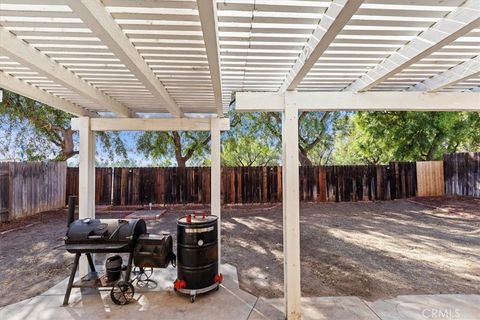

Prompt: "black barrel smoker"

[174,213,222,302]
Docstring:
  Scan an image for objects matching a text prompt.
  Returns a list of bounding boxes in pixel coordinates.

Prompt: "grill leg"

[125,253,134,282]
[86,253,96,273]
[63,253,80,306]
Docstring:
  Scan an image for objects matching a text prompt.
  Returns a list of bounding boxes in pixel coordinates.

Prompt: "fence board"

[0,164,9,222]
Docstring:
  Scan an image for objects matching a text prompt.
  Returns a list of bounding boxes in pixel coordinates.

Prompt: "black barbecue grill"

[62,196,174,306]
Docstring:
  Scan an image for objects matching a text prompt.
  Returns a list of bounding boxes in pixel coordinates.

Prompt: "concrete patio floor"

[1,264,478,320]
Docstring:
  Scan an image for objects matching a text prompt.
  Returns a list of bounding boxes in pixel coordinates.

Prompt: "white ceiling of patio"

[0,0,479,118]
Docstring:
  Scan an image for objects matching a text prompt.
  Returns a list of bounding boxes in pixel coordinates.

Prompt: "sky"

[72,131,155,167]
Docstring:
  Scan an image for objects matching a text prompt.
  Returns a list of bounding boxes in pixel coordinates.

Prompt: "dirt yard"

[0,197,478,307]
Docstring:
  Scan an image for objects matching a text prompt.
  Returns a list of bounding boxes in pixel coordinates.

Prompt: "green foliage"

[137,131,211,167]
[298,112,345,165]
[334,111,480,164]
[0,90,73,160]
[253,111,346,165]
[0,90,127,163]
[222,135,279,166]
[96,131,129,164]
[221,112,280,166]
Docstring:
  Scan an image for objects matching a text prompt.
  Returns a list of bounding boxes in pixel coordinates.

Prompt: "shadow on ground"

[221,198,480,301]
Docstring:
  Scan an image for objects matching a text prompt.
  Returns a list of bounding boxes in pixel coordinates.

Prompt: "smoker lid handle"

[87,235,104,239]
[109,220,128,239]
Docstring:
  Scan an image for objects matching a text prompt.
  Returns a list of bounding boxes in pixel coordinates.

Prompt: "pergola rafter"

[345,0,480,92]
[0,27,132,118]
[66,0,183,117]
[408,56,480,92]
[0,71,92,117]
[279,0,364,92]
[197,0,224,116]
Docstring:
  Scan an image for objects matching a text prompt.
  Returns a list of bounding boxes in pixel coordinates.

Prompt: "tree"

[137,131,211,167]
[222,135,279,166]
[334,111,480,164]
[135,108,270,167]
[221,112,280,166]
[1,90,76,160]
[0,90,127,162]
[258,111,344,165]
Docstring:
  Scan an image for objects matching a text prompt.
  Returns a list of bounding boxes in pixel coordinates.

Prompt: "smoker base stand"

[174,282,220,303]
[62,252,134,306]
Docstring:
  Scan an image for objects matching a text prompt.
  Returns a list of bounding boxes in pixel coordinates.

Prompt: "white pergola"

[0,1,479,319]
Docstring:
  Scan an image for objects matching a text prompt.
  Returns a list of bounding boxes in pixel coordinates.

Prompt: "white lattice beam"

[71,117,230,131]
[408,56,480,92]
[67,0,183,117]
[236,92,480,111]
[0,27,131,117]
[279,0,363,92]
[197,0,224,116]
[345,0,480,92]
[0,71,91,117]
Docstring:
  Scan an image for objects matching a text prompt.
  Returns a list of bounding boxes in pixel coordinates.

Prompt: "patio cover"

[0,1,479,319]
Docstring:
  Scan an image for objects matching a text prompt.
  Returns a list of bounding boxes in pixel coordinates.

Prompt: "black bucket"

[106,255,122,282]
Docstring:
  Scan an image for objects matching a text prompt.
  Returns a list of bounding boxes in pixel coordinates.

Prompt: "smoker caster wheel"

[190,295,196,303]
[111,280,135,305]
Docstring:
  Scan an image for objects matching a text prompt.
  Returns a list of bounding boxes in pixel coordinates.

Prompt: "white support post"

[78,117,96,276]
[282,93,301,320]
[210,117,222,268]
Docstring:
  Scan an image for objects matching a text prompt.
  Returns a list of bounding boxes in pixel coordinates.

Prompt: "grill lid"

[64,218,147,253]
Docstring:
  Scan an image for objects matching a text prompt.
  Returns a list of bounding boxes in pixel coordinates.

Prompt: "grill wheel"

[110,280,134,305]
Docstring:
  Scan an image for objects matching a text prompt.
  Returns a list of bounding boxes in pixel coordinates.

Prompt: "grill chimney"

[67,196,76,227]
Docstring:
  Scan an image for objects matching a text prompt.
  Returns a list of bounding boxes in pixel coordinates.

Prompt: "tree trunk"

[61,128,76,159]
[177,157,187,167]
[55,128,78,160]
[299,150,312,166]
[425,132,443,160]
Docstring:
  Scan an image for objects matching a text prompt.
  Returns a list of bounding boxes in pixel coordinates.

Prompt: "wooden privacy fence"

[4,156,475,221]
[0,161,67,221]
[67,167,211,205]
[444,152,480,197]
[66,162,419,205]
